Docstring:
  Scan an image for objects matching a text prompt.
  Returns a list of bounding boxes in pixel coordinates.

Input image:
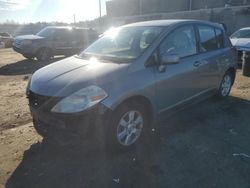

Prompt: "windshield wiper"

[78,53,132,63]
[97,55,131,63]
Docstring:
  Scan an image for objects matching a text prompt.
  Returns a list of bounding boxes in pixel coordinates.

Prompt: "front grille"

[28,91,51,109]
[15,39,21,46]
[28,91,58,110]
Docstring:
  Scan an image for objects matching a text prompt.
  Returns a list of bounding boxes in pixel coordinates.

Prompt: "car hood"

[30,56,129,97]
[230,38,250,47]
[15,35,44,40]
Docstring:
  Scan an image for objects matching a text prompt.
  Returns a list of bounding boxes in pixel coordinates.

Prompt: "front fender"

[100,66,157,115]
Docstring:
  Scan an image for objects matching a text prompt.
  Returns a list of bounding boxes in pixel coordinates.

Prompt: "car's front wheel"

[218,71,233,98]
[36,48,51,61]
[107,102,150,151]
[23,54,34,60]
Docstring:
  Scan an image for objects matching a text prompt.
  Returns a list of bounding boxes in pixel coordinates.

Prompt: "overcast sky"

[0,0,107,23]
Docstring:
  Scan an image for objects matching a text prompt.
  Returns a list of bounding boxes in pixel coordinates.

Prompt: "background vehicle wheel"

[107,102,150,151]
[36,48,51,61]
[23,54,34,60]
[218,71,233,98]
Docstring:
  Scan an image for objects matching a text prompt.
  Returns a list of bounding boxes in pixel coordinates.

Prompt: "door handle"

[193,61,202,67]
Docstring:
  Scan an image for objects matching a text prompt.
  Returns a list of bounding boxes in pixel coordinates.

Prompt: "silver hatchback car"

[27,20,237,150]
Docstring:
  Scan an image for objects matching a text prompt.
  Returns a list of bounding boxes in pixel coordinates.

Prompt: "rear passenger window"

[198,25,217,52]
[215,28,224,49]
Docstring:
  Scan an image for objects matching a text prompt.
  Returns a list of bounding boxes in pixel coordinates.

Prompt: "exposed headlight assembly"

[51,85,108,113]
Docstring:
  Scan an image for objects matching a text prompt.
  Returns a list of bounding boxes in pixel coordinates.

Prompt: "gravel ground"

[0,48,250,188]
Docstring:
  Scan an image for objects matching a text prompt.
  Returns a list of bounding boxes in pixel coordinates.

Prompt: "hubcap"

[116,110,143,146]
[221,75,232,96]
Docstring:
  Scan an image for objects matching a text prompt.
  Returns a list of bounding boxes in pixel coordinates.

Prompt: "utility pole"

[73,14,76,25]
[99,0,102,32]
[189,0,192,11]
[139,0,142,15]
[99,0,102,19]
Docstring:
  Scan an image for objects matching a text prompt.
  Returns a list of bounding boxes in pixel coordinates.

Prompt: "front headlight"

[51,85,108,113]
[22,40,32,45]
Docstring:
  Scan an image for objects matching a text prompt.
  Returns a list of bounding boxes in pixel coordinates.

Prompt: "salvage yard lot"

[0,48,250,188]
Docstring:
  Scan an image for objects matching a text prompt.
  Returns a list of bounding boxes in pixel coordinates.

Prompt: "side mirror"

[161,54,180,65]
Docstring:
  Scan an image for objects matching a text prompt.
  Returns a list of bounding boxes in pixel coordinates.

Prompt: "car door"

[155,24,209,114]
[52,29,74,55]
[194,24,224,89]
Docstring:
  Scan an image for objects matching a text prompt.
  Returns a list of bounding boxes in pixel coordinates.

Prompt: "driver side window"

[159,25,197,58]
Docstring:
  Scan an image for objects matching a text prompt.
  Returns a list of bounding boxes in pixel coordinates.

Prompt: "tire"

[218,71,233,98]
[106,102,150,151]
[36,48,51,61]
[23,54,34,60]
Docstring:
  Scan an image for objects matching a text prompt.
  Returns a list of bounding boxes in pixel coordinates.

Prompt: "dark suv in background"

[12,26,98,61]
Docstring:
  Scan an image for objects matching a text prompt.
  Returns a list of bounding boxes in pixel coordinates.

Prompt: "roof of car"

[46,26,71,29]
[45,26,95,30]
[123,19,221,28]
[239,27,250,30]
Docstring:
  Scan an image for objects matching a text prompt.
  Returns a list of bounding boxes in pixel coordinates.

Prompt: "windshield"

[231,29,250,39]
[80,26,163,62]
[37,27,56,38]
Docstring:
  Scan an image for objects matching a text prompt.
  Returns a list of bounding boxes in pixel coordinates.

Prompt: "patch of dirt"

[0,124,41,188]
[0,49,31,131]
[0,49,63,131]
[231,69,250,99]
[0,75,31,130]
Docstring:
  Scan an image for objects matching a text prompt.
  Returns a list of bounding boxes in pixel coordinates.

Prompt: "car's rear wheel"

[218,71,233,98]
[36,48,51,61]
[107,102,150,151]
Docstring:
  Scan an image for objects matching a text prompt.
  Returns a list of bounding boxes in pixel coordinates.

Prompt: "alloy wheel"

[116,110,143,146]
[221,74,232,97]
